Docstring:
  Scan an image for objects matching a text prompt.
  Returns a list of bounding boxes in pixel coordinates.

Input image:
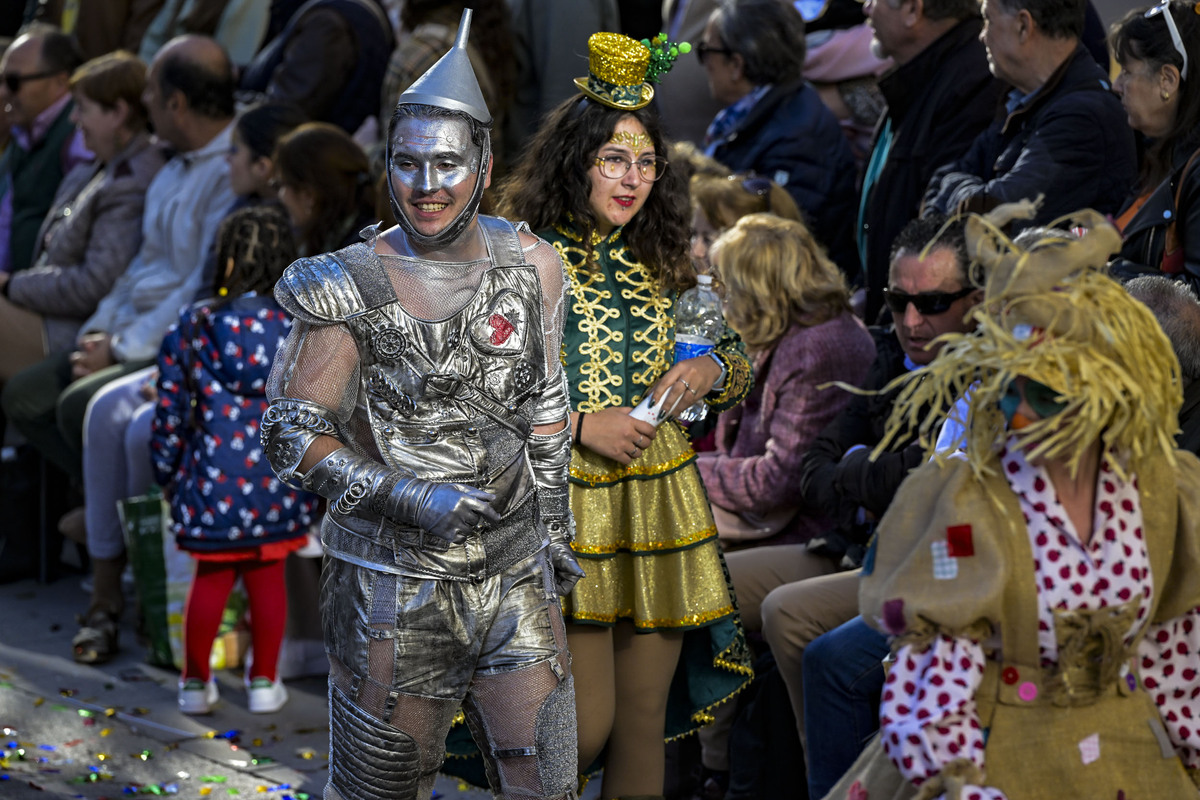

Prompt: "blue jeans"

[803,615,888,798]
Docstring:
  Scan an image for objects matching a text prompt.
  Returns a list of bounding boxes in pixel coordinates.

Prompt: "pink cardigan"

[696,311,875,545]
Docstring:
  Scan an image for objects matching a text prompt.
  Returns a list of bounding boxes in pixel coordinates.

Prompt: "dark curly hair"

[212,205,298,301]
[496,96,693,291]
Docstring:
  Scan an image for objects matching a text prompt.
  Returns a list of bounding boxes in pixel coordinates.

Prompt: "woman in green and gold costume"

[495,32,753,800]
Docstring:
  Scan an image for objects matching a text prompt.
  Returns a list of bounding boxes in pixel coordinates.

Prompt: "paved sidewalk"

[0,572,514,800]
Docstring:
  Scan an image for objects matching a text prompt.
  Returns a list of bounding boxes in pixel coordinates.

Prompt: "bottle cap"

[697,274,713,285]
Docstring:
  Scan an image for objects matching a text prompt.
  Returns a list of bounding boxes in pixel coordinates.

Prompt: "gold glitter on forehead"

[609,130,653,150]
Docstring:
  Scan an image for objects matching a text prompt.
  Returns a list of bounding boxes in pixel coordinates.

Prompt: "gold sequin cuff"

[706,349,752,412]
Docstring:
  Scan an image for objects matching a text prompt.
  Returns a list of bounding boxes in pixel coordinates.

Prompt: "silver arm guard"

[261,397,451,529]
[527,422,573,545]
[525,371,583,595]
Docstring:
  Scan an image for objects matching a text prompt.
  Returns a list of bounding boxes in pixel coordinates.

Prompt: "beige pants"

[698,544,860,770]
[0,295,47,383]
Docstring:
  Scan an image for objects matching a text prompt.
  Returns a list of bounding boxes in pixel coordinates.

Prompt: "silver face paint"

[390,117,480,194]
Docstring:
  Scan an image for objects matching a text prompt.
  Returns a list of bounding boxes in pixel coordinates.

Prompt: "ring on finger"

[678,378,692,393]
[636,435,645,447]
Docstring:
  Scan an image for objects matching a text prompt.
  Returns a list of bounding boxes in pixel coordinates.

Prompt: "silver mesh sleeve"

[525,238,572,544]
[526,421,572,544]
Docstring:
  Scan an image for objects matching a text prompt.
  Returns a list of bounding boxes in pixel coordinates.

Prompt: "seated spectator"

[689,171,805,270]
[697,214,874,547]
[1127,275,1200,453]
[803,23,889,169]
[924,0,1136,228]
[698,0,859,275]
[30,0,163,62]
[657,0,723,146]
[503,0,621,159]
[137,0,271,66]
[152,205,317,714]
[708,215,980,798]
[833,211,1200,799]
[0,24,88,274]
[238,0,393,135]
[0,51,166,411]
[226,102,306,203]
[273,122,377,256]
[857,0,1000,322]
[2,35,235,516]
[1109,1,1200,290]
[193,101,307,292]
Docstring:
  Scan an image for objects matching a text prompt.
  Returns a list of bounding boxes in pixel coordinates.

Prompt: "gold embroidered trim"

[556,224,673,413]
[707,349,753,409]
[570,445,695,485]
[571,525,717,555]
[570,603,736,629]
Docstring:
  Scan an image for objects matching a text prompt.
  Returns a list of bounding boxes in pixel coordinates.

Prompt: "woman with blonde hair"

[689,172,802,273]
[691,213,874,793]
[699,213,874,545]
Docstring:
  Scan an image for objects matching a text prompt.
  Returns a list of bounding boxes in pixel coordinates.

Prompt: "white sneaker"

[246,677,288,713]
[178,678,219,714]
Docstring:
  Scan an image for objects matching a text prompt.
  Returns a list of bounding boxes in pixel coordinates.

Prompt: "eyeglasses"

[1145,0,1189,81]
[696,41,733,64]
[883,285,975,316]
[593,155,668,182]
[3,69,62,93]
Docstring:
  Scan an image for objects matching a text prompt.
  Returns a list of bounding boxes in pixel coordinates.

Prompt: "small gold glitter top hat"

[574,32,654,110]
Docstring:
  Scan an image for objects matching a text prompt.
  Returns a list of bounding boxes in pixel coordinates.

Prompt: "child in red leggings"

[150,206,317,714]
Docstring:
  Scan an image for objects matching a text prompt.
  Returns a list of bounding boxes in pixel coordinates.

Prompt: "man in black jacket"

[924,0,1136,232]
[858,0,1001,322]
[696,216,980,794]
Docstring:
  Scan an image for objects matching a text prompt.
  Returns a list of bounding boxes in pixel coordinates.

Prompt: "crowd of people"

[2,0,1200,799]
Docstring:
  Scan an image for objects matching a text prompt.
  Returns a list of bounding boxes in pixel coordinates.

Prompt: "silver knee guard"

[463,656,578,800]
[326,660,458,800]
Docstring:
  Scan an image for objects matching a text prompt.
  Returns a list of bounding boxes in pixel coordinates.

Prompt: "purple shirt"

[0,93,93,273]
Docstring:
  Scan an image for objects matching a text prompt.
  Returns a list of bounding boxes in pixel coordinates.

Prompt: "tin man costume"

[261,11,582,800]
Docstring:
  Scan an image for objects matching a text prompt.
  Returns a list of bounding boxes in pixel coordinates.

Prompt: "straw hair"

[875,208,1182,480]
[714,213,850,351]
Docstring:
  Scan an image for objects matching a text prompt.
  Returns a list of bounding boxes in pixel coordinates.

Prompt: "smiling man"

[261,10,581,800]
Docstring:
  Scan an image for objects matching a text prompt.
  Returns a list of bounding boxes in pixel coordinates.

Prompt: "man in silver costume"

[260,11,583,800]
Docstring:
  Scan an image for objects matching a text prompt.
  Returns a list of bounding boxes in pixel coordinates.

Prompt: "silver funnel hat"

[397,8,492,125]
[387,8,492,249]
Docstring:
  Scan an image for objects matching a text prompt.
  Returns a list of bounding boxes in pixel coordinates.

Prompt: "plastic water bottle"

[673,274,724,423]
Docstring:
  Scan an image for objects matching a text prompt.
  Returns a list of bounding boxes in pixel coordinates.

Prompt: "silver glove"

[389,480,499,544]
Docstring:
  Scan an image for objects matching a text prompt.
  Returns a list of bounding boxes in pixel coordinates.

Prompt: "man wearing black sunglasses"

[0,25,85,274]
[711,215,981,800]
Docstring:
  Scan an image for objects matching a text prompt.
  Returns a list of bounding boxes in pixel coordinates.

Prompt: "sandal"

[72,610,119,664]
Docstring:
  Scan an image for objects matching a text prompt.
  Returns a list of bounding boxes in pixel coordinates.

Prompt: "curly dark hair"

[212,205,298,301]
[496,96,693,292]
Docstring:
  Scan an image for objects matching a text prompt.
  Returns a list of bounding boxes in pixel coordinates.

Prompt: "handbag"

[711,502,798,542]
[1162,148,1200,274]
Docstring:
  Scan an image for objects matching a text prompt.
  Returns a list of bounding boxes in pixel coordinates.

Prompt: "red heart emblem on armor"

[469,289,527,355]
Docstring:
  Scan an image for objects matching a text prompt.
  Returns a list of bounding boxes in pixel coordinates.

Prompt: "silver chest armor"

[276,217,554,580]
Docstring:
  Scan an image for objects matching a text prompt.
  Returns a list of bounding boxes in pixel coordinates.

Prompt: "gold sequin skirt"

[563,421,735,632]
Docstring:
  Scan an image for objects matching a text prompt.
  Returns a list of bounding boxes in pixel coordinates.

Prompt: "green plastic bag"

[118,489,174,667]
[119,490,247,670]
